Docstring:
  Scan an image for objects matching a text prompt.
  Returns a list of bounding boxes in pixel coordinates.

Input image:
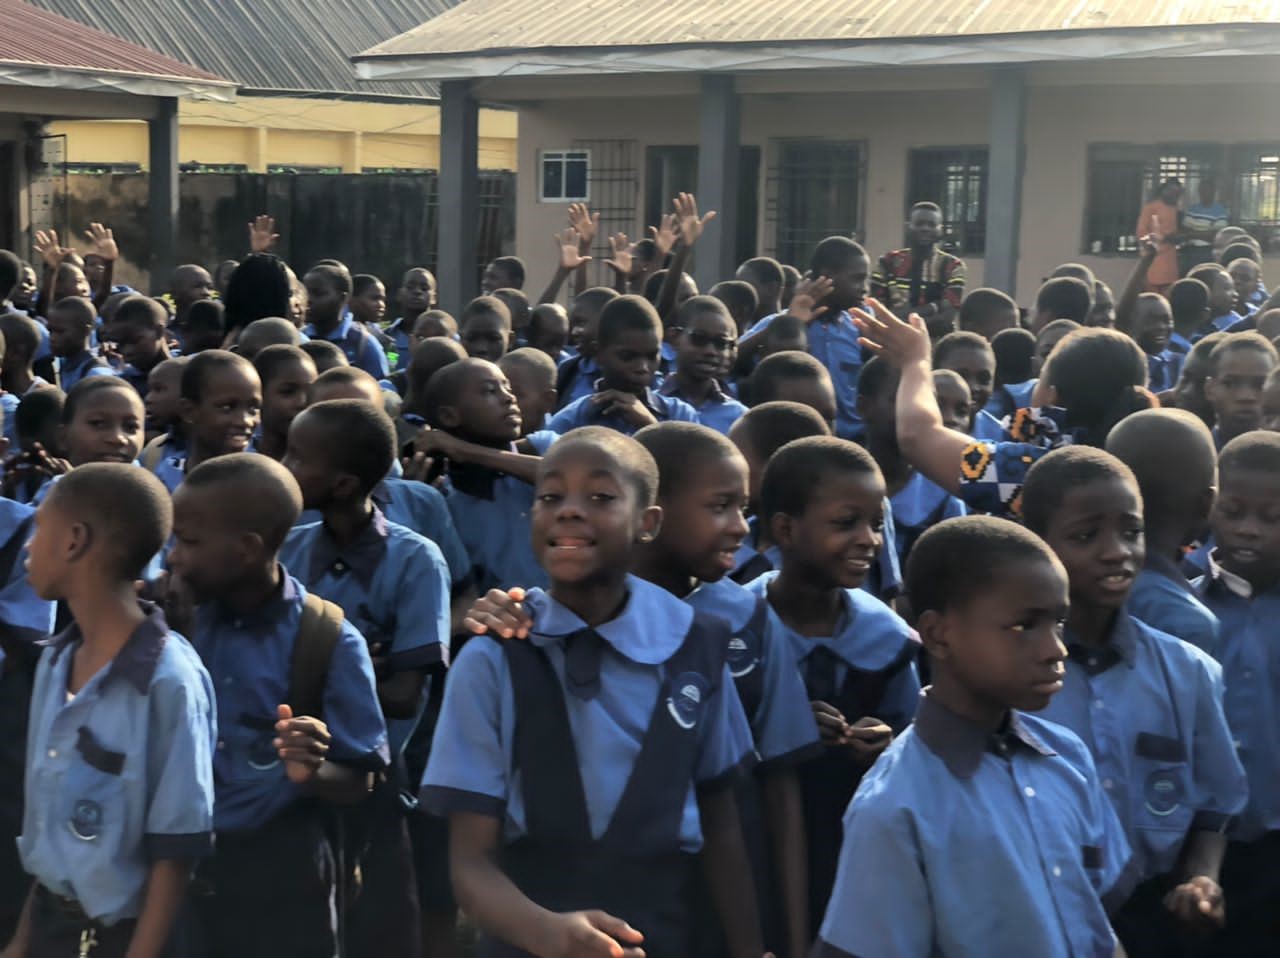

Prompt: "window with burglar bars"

[766,139,863,269]
[1230,145,1280,249]
[571,139,639,288]
[907,148,988,255]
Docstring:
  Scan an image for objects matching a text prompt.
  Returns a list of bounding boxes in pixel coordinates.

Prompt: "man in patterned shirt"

[871,202,967,335]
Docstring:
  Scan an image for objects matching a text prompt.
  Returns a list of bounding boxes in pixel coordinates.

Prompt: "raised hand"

[671,192,716,247]
[649,213,678,260]
[554,228,593,271]
[602,233,633,278]
[788,276,834,323]
[567,203,600,252]
[274,704,331,784]
[83,222,118,262]
[248,214,279,253]
[33,229,71,269]
[851,297,932,368]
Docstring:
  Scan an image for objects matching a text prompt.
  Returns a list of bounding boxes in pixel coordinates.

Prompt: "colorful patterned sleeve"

[956,407,1071,519]
[943,255,967,308]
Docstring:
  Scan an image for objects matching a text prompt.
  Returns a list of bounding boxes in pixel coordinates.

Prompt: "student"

[744,436,920,930]
[957,287,1019,342]
[235,316,303,361]
[659,296,747,436]
[459,296,512,363]
[168,264,214,327]
[7,464,214,958]
[1105,410,1221,657]
[1186,265,1238,341]
[499,348,558,436]
[988,326,1037,419]
[253,345,317,461]
[107,296,171,400]
[1228,257,1265,317]
[870,201,966,330]
[492,288,531,343]
[857,357,966,568]
[812,516,1131,958]
[746,351,838,429]
[1089,281,1117,328]
[1195,431,1280,955]
[709,279,758,335]
[426,428,764,958]
[933,331,999,439]
[301,264,389,379]
[386,268,437,370]
[153,350,261,493]
[1264,367,1280,432]
[727,401,830,586]
[1029,276,1092,334]
[932,369,972,433]
[0,313,49,398]
[1168,277,1212,354]
[758,315,808,361]
[480,255,525,294]
[736,256,785,325]
[1023,447,1246,954]
[1125,293,1182,392]
[175,300,226,356]
[165,453,387,958]
[525,303,570,362]
[300,339,347,374]
[398,336,467,446]
[4,389,63,505]
[141,357,188,453]
[548,295,698,436]
[46,297,110,392]
[280,400,450,958]
[1165,332,1226,426]
[1204,332,1277,448]
[350,274,388,335]
[1031,318,1081,378]
[555,287,618,409]
[413,309,457,343]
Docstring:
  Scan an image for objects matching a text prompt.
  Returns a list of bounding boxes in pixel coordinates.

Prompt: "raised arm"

[654,193,716,323]
[32,229,71,317]
[567,203,600,300]
[1115,235,1159,334]
[537,229,591,305]
[85,223,118,310]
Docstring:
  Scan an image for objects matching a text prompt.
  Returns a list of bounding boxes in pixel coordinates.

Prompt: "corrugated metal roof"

[27,0,452,99]
[0,0,229,83]
[358,0,1280,59]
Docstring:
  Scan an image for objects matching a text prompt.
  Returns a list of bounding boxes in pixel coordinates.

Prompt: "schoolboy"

[1032,318,1081,378]
[548,295,698,436]
[1204,333,1277,448]
[0,313,49,398]
[174,300,225,356]
[1169,277,1212,354]
[46,297,110,392]
[812,516,1131,958]
[140,357,187,453]
[7,389,64,504]
[958,287,1019,341]
[525,303,570,361]
[1193,432,1280,954]
[746,351,838,429]
[299,339,347,374]
[736,257,785,325]
[235,316,302,361]
[1186,265,1238,341]
[758,314,808,360]
[107,296,170,400]
[385,268,437,369]
[480,255,525,294]
[933,331,1000,439]
[167,453,388,958]
[988,326,1037,418]
[1264,367,1280,432]
[1023,447,1246,954]
[1167,332,1225,426]
[660,296,747,436]
[168,264,213,327]
[253,345,317,461]
[1090,281,1118,328]
[555,286,618,409]
[491,288,530,343]
[7,464,214,958]
[709,279,758,335]
[349,274,388,334]
[727,401,830,586]
[459,295,512,363]
[280,400,450,958]
[398,336,466,447]
[1128,292,1182,392]
[153,350,261,492]
[425,428,764,958]
[1228,257,1265,317]
[413,309,457,344]
[933,369,972,433]
[499,347,558,435]
[745,436,920,929]
[1029,276,1092,334]
[1107,409,1222,656]
[301,264,389,379]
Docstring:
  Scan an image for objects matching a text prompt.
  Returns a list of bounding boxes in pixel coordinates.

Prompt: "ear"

[637,504,663,544]
[65,519,93,564]
[332,472,361,502]
[437,403,462,430]
[180,397,197,426]
[543,387,558,408]
[239,530,267,567]
[1030,379,1058,408]
[915,609,951,663]
[1191,484,1217,532]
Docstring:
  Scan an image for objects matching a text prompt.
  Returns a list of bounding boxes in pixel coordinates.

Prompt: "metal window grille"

[571,139,639,287]
[1229,145,1280,251]
[765,139,863,269]
[907,147,988,254]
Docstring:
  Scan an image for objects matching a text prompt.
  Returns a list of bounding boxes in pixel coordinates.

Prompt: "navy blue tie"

[564,628,606,701]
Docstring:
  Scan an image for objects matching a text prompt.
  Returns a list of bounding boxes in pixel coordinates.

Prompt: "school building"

[356,0,1280,313]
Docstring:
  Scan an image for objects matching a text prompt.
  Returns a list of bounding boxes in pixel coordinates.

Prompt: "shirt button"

[46,748,57,759]
[1024,786,1036,798]
[1087,656,1097,668]
[216,740,225,751]
[1103,778,1114,790]
[1093,699,1104,710]
[1243,669,1253,679]
[1052,866,1062,878]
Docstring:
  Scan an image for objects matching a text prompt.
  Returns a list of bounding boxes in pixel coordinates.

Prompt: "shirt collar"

[913,690,1056,779]
[307,507,389,589]
[1212,313,1238,332]
[198,567,300,635]
[1065,612,1138,674]
[48,602,170,694]
[1143,552,1196,593]
[523,575,693,665]
[590,382,662,416]
[306,314,353,342]
[1207,548,1254,599]
[658,375,727,404]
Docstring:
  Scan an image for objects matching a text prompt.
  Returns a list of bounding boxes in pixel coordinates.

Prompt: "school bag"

[139,434,169,473]
[289,592,344,717]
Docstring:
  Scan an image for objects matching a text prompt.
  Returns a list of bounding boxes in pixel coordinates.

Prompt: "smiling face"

[1211,465,1280,590]
[1133,297,1174,355]
[60,385,144,466]
[676,309,737,384]
[184,364,262,457]
[652,453,750,583]
[773,467,886,590]
[1041,476,1144,617]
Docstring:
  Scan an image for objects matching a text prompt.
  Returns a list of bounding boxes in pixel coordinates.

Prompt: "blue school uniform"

[955,405,1074,519]
[0,499,54,641]
[984,380,1037,421]
[1169,330,1193,355]
[302,315,390,379]
[55,349,113,392]
[421,576,754,952]
[812,692,1130,958]
[280,509,450,754]
[384,317,414,371]
[554,354,599,410]
[889,471,967,566]
[18,605,215,925]
[189,571,388,833]
[971,407,1005,441]
[729,516,783,586]
[1037,612,1246,885]
[1127,554,1220,657]
[657,377,746,436]
[548,385,699,436]
[118,364,153,400]
[150,452,186,494]
[1146,350,1184,393]
[0,392,17,447]
[744,310,864,439]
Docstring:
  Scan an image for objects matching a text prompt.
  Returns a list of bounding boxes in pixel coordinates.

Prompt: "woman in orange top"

[1135,178,1184,295]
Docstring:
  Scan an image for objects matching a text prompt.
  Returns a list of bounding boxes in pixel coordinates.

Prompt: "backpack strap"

[289,592,345,719]
[139,434,169,472]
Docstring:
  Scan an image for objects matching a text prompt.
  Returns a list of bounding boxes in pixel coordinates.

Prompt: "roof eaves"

[0,59,237,101]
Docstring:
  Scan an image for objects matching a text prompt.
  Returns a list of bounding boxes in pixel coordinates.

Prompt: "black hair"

[184,299,226,334]
[907,515,1059,615]
[570,286,620,319]
[182,452,301,553]
[992,327,1036,385]
[47,463,173,580]
[297,399,395,495]
[674,295,731,330]
[491,288,530,327]
[633,238,658,264]
[499,347,557,386]
[49,296,96,328]
[0,312,40,357]
[1220,430,1280,479]
[634,421,743,499]
[539,426,659,507]
[311,366,382,404]
[959,288,1018,333]
[528,303,567,338]
[352,274,383,297]
[910,201,942,216]
[62,376,141,425]
[304,263,352,295]
[253,344,315,388]
[709,280,758,325]
[1169,278,1211,325]
[736,257,785,290]
[299,339,348,372]
[407,337,467,398]
[764,314,806,344]
[1036,319,1082,346]
[422,357,494,429]
[0,250,20,297]
[488,256,526,288]
[729,401,830,461]
[643,269,695,304]
[461,295,512,331]
[596,295,661,349]
[1048,263,1097,288]
[113,295,168,331]
[748,351,831,407]
[1022,446,1139,536]
[810,237,868,275]
[16,386,64,442]
[855,354,899,400]
[237,317,302,358]
[1177,332,1227,387]
[414,309,458,337]
[1208,331,1279,375]
[1035,277,1093,324]
[1187,263,1227,289]
[1221,243,1261,266]
[1106,408,1216,530]
[222,253,292,330]
[760,436,879,521]
[180,349,257,403]
[1043,328,1151,445]
[401,266,436,286]
[934,330,993,367]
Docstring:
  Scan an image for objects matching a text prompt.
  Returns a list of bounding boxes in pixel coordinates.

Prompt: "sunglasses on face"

[685,330,737,351]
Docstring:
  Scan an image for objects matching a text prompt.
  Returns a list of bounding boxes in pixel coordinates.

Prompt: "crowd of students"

[0,191,1277,958]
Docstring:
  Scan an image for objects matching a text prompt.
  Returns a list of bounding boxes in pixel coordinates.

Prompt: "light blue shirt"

[658,377,746,436]
[548,387,699,437]
[303,314,390,379]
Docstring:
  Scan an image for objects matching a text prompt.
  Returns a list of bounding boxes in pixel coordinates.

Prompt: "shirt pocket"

[1134,732,1194,833]
[60,727,126,843]
[228,713,282,779]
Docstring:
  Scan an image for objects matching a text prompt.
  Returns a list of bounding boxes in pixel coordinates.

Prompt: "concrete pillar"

[248,126,269,173]
[694,74,739,291]
[985,68,1027,297]
[342,131,363,174]
[438,79,479,314]
[147,97,179,293]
